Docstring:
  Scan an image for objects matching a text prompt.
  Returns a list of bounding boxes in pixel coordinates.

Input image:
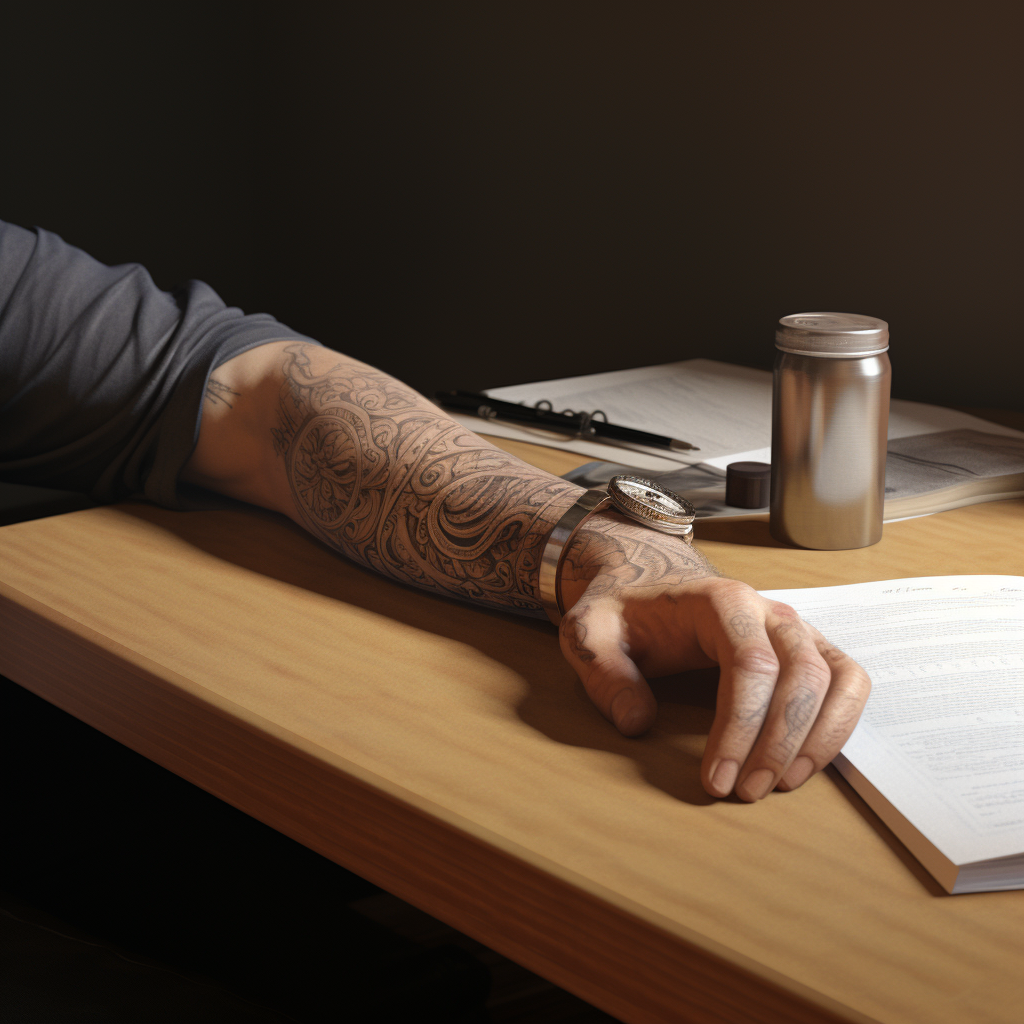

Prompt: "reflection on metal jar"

[770,313,891,550]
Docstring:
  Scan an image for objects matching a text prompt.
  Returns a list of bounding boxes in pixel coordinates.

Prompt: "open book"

[759,576,1024,895]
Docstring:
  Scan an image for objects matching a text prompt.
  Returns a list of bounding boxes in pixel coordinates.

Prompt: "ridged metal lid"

[775,312,889,356]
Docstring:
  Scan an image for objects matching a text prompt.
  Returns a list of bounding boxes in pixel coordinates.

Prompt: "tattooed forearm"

[271,344,575,611]
[204,377,240,408]
[269,343,723,614]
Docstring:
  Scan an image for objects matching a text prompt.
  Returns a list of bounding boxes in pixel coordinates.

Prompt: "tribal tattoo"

[270,344,574,612]
[205,377,240,408]
[557,515,721,660]
[270,344,722,618]
[559,514,720,597]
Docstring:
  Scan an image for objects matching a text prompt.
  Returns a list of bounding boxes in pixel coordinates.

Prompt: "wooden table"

[1,436,1022,1024]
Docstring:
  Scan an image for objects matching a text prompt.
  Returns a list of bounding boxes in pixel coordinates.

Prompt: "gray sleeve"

[0,221,317,508]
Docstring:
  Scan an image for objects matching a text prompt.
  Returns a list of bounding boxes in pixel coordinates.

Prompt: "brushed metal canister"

[769,312,891,549]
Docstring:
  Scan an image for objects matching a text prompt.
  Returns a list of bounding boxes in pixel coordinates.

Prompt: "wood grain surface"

[1,436,1021,1024]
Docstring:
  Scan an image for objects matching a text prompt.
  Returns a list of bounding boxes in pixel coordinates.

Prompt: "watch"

[539,475,697,625]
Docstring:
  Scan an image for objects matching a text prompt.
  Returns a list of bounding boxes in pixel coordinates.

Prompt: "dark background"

[1,5,1020,1019]
[2,3,1021,410]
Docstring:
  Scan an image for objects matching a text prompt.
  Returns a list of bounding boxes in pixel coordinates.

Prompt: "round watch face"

[607,475,696,535]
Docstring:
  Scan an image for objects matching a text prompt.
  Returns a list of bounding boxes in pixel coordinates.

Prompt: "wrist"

[540,475,702,623]
[558,513,720,615]
[557,513,640,610]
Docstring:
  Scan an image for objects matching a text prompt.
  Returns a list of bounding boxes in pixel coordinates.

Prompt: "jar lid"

[775,312,889,356]
[725,461,771,509]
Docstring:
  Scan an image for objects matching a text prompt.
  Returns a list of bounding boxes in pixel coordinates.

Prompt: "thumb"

[558,600,657,736]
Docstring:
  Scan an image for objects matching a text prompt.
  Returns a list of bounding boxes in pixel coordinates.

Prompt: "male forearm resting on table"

[183,341,871,803]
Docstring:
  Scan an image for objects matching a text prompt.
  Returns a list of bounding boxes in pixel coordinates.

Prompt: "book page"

[759,577,1024,867]
[489,360,775,459]
[885,430,1024,498]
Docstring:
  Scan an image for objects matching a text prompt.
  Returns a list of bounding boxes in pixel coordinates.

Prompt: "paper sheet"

[761,576,1024,867]
[464,359,1024,471]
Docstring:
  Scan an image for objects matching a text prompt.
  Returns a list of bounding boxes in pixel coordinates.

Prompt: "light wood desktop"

[1,435,1021,1024]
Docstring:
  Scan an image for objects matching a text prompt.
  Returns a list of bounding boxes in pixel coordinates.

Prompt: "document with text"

[760,575,1024,894]
[476,358,1024,461]
[455,360,1024,518]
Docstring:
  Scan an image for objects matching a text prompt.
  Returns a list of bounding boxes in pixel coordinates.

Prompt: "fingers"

[731,613,829,801]
[775,634,870,791]
[558,599,658,736]
[702,599,871,802]
[556,576,871,803]
[701,607,793,800]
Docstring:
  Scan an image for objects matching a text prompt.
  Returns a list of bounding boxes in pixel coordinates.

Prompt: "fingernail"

[710,759,739,797]
[780,755,815,791]
[737,768,775,802]
[611,689,643,733]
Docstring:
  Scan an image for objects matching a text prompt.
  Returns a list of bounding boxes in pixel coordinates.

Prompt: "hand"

[557,516,871,801]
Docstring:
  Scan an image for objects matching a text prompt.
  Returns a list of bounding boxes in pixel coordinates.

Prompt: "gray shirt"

[0,221,314,508]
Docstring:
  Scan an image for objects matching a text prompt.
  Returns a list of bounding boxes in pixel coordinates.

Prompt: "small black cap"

[725,461,771,508]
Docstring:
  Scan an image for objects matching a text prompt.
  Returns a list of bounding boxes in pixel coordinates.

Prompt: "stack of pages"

[449,359,1024,522]
[765,576,1023,895]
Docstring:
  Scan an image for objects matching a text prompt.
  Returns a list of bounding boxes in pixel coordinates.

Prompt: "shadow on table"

[691,518,785,547]
[519,669,721,807]
[825,768,948,898]
[117,502,724,808]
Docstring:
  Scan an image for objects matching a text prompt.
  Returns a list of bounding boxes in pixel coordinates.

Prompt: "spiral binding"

[532,400,608,438]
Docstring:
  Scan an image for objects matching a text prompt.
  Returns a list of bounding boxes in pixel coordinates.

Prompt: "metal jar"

[769,312,891,550]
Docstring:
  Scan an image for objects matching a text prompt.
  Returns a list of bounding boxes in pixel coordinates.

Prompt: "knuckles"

[767,600,801,621]
[730,644,781,678]
[706,578,760,609]
[785,650,833,691]
[834,667,873,704]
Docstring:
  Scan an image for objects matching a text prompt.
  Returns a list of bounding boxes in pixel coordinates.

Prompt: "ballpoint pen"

[436,390,700,452]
